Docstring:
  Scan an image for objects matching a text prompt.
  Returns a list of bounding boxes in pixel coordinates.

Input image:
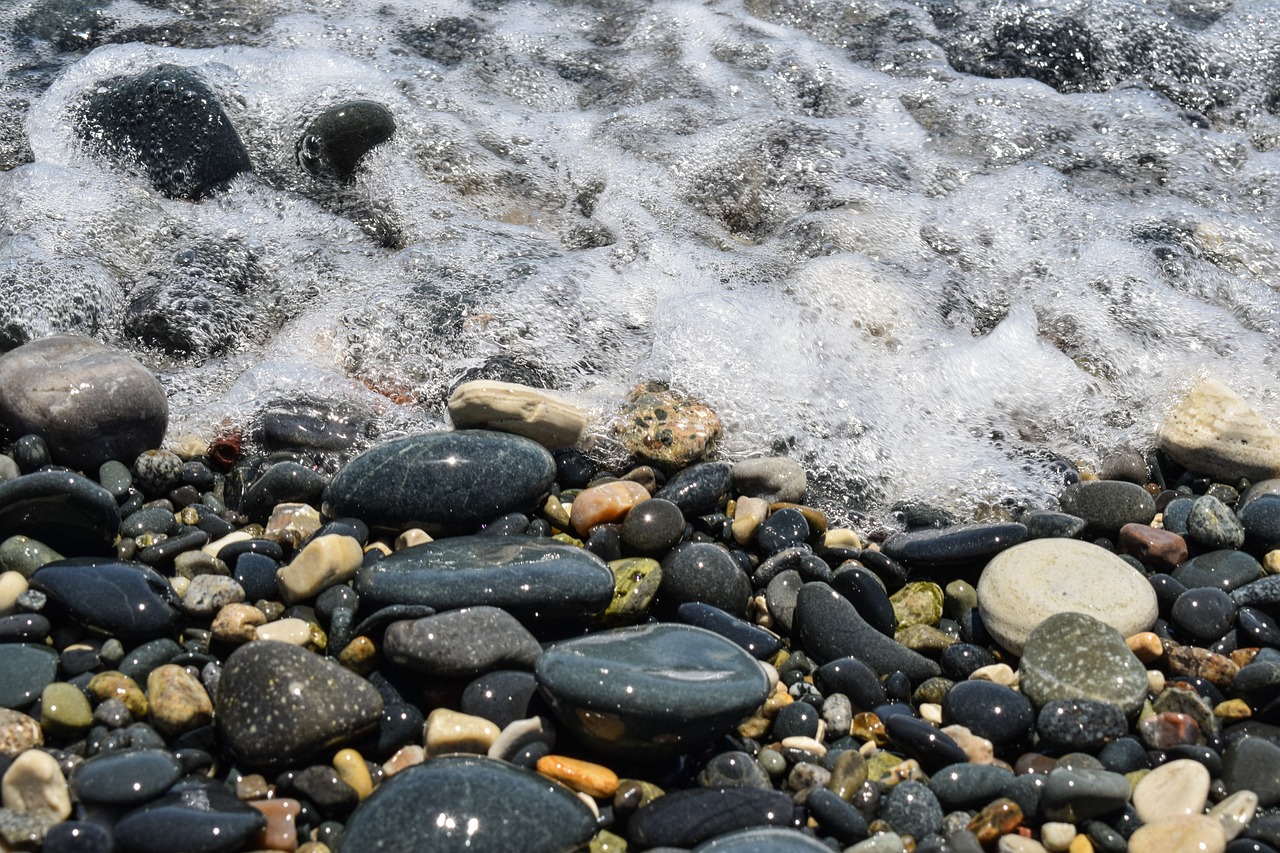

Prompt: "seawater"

[3,0,1280,524]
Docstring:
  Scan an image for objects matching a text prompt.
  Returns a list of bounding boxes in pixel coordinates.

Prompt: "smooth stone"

[42,820,114,853]
[1021,510,1087,539]
[880,523,1029,569]
[1165,496,1195,534]
[755,508,809,555]
[619,498,685,554]
[603,557,662,624]
[1,747,71,821]
[0,472,120,557]
[929,763,1014,810]
[764,568,803,634]
[1118,523,1189,570]
[341,756,597,851]
[1158,377,1280,483]
[232,552,279,602]
[940,643,996,680]
[424,707,500,756]
[660,542,752,616]
[731,457,807,504]
[1240,606,1280,646]
[653,461,733,516]
[1128,814,1227,853]
[830,565,897,637]
[883,714,969,774]
[615,382,723,470]
[1231,574,1280,609]
[1222,736,1280,807]
[1189,495,1247,550]
[977,538,1158,655]
[32,559,182,638]
[570,481,650,535]
[536,623,770,758]
[146,664,213,736]
[461,670,539,730]
[122,507,179,539]
[0,709,42,758]
[795,582,940,681]
[1178,550,1264,593]
[1035,699,1127,752]
[70,748,183,805]
[942,680,1034,748]
[1040,767,1132,822]
[323,431,556,528]
[627,787,793,848]
[1172,587,1237,644]
[891,581,944,628]
[297,99,395,178]
[813,656,889,712]
[1240,495,1280,551]
[1209,790,1258,842]
[1019,612,1149,717]
[355,535,614,616]
[705,820,850,850]
[216,640,383,769]
[698,750,772,789]
[384,606,542,676]
[0,336,168,472]
[447,380,587,449]
[880,779,944,840]
[239,462,327,522]
[181,574,244,617]
[678,602,781,659]
[41,682,91,737]
[1132,758,1210,823]
[0,537,62,579]
[1058,480,1157,536]
[112,785,266,853]
[276,533,362,604]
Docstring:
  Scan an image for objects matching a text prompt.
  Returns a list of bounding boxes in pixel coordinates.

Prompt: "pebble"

[603,556,662,623]
[215,640,384,769]
[1189,494,1247,549]
[70,748,183,805]
[32,558,182,637]
[1040,767,1132,822]
[447,379,587,449]
[384,606,542,676]
[1117,523,1188,570]
[1036,699,1128,752]
[1158,377,1280,483]
[1172,586,1237,643]
[977,538,1158,655]
[536,623,770,758]
[660,542,752,615]
[654,461,733,515]
[112,785,267,853]
[341,756,598,851]
[1209,789,1258,841]
[1127,813,1227,853]
[627,786,794,848]
[1177,549,1265,592]
[1058,480,1157,536]
[830,565,897,637]
[570,480,651,535]
[797,582,941,680]
[181,573,244,616]
[883,712,969,773]
[0,538,61,579]
[0,336,168,471]
[880,522,1029,569]
[678,601,782,659]
[0,710,41,758]
[2,748,71,821]
[0,473,121,557]
[276,533,363,604]
[732,457,808,504]
[249,797,301,850]
[1222,736,1280,806]
[146,664,213,736]
[536,754,619,798]
[1019,612,1150,717]
[881,778,944,839]
[40,682,91,737]
[425,707,500,755]
[1132,758,1210,823]
[614,382,723,470]
[620,497,686,553]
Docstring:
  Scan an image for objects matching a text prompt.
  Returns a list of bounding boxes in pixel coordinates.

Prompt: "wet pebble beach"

[2,337,1280,853]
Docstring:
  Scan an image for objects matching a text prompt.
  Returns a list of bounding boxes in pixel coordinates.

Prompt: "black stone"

[829,565,896,638]
[1222,736,1280,807]
[880,779,944,840]
[0,642,57,709]
[653,461,732,516]
[298,100,396,179]
[112,784,265,853]
[1036,699,1128,752]
[42,820,115,853]
[940,643,995,681]
[1058,481,1157,536]
[883,714,968,774]
[0,613,50,643]
[460,670,539,729]
[1097,737,1150,774]
[678,602,781,659]
[698,751,772,790]
[795,582,940,681]
[880,523,1028,569]
[0,471,120,556]
[32,559,182,638]
[1021,509,1087,539]
[813,657,889,712]
[239,461,328,521]
[928,763,1014,811]
[660,542,752,616]
[71,748,184,805]
[756,508,810,555]
[1171,587,1237,644]
[232,552,279,602]
[942,681,1034,749]
[627,786,794,848]
[1175,550,1264,593]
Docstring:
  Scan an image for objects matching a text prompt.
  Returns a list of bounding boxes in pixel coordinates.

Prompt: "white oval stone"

[997,837,1049,853]
[1133,758,1210,823]
[1208,789,1258,842]
[977,538,1158,655]
[1128,814,1225,853]
[1,748,71,821]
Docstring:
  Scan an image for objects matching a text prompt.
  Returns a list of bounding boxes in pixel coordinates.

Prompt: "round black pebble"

[756,508,810,555]
[621,498,685,554]
[1171,587,1236,644]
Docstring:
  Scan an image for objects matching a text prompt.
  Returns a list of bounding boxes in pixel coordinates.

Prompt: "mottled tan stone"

[383,744,425,777]
[1126,631,1165,663]
[395,528,432,550]
[1132,759,1209,823]
[731,496,769,545]
[0,710,42,760]
[448,380,588,448]
[249,797,301,851]
[613,382,721,470]
[1158,377,1280,482]
[425,708,499,756]
[211,603,268,644]
[264,502,322,549]
[276,534,363,604]
[1167,645,1239,688]
[1,748,70,821]
[333,748,373,800]
[147,664,213,737]
[942,724,994,764]
[87,671,148,718]
[1128,814,1225,853]
[0,571,27,615]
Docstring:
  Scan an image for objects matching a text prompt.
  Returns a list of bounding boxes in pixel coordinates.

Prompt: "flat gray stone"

[1019,611,1149,717]
[384,606,542,677]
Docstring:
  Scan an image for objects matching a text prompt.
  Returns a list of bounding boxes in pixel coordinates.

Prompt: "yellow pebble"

[332,748,373,800]
[1068,834,1094,853]
[1126,631,1165,663]
[1215,698,1252,721]
[536,754,619,798]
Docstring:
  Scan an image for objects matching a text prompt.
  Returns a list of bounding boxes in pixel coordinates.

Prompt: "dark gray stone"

[32,559,182,638]
[0,642,57,709]
[1187,494,1246,549]
[1058,480,1157,536]
[794,582,940,682]
[660,542,752,616]
[1222,736,1280,807]
[653,461,732,516]
[384,606,542,677]
[628,787,794,849]
[1041,767,1132,822]
[731,457,807,504]
[678,602,781,659]
[0,471,120,556]
[880,523,1029,569]
[942,680,1034,748]
[1036,699,1128,752]
[1021,510,1087,539]
[928,763,1014,811]
[111,785,266,853]
[880,779,943,840]
[1176,549,1264,593]
[323,431,556,528]
[239,461,328,520]
[1171,587,1236,644]
[71,748,184,805]
[619,497,685,553]
[341,756,597,852]
[298,100,396,179]
[1019,612,1148,717]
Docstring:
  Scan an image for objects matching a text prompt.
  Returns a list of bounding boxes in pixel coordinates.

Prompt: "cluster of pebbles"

[0,337,1279,853]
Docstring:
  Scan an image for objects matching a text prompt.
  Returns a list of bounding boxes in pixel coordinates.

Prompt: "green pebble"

[912,676,955,706]
[100,639,125,665]
[590,829,629,852]
[866,750,907,781]
[41,682,92,737]
[890,581,943,628]
[0,535,63,578]
[97,460,134,498]
[826,749,868,800]
[894,623,955,653]
[944,579,978,621]
[602,558,662,624]
[757,748,787,778]
[173,550,229,580]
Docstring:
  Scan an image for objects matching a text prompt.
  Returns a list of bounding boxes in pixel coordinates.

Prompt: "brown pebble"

[0,710,42,760]
[86,671,148,719]
[249,797,301,851]
[235,774,274,800]
[570,481,651,536]
[382,744,425,778]
[333,748,373,800]
[1014,753,1057,776]
[211,603,268,644]
[1138,711,1202,750]
[1167,645,1240,688]
[337,635,378,675]
[536,754,619,798]
[146,664,213,737]
[1214,699,1251,721]
[1126,631,1165,664]
[1230,648,1259,668]
[1118,523,1188,570]
[967,798,1023,843]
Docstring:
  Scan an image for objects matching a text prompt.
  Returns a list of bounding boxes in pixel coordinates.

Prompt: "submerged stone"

[297,100,396,179]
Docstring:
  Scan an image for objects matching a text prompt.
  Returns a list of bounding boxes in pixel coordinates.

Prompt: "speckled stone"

[977,538,1158,655]
[111,785,266,853]
[146,664,213,737]
[1035,699,1128,752]
[342,756,597,852]
[536,623,770,758]
[614,382,723,471]
[603,557,662,624]
[1058,480,1157,536]
[384,606,542,676]
[929,763,1014,811]
[355,535,614,617]
[70,748,184,805]
[1188,495,1246,550]
[942,681,1034,749]
[323,431,556,528]
[880,779,944,840]
[216,640,383,769]
[1019,612,1149,717]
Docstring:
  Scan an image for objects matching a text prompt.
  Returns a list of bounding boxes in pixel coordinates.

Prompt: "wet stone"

[0,472,121,557]
[31,559,182,638]
[1040,767,1132,823]
[942,680,1034,749]
[891,581,944,628]
[112,785,267,853]
[653,461,733,516]
[1188,495,1247,550]
[795,582,941,682]
[619,497,685,553]
[929,763,1014,811]
[1021,510,1087,540]
[70,748,183,805]
[298,99,395,179]
[880,778,943,839]
[1035,699,1128,752]
[1118,523,1188,571]
[830,565,896,637]
[1132,758,1210,823]
[732,457,807,504]
[678,602,781,659]
[1058,480,1158,536]
[756,508,810,555]
[883,713,968,774]
[1222,736,1280,807]
[1172,587,1237,644]
[323,431,556,529]
[814,657,889,712]
[355,535,614,617]
[239,462,328,522]
[698,750,772,789]
[1175,550,1264,593]
[384,606,542,677]
[660,542,752,616]
[880,522,1028,569]
[1019,612,1149,717]
[615,383,723,471]
[627,786,793,849]
[536,623,770,758]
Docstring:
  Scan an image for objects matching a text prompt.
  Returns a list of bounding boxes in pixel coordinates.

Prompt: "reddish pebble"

[250,797,301,851]
[1138,711,1202,750]
[1167,645,1240,689]
[570,481,651,536]
[1118,523,1188,571]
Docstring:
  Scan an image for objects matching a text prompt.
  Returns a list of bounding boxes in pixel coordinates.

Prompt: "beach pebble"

[536,623,770,758]
[323,430,556,528]
[181,574,244,616]
[0,538,61,579]
[0,473,121,557]
[276,533,362,604]
[570,480,650,535]
[341,756,597,851]
[1158,377,1280,483]
[1178,549,1265,592]
[654,461,733,515]
[112,785,267,853]
[881,779,943,839]
[1208,789,1258,841]
[1,748,71,821]
[604,557,662,623]
[425,708,500,756]
[248,797,301,850]
[146,664,213,737]
[1188,495,1247,549]
[732,457,807,504]
[1118,523,1188,570]
[216,640,383,769]
[977,538,1158,655]
[0,335,168,471]
[795,582,941,681]
[660,542,752,616]
[447,379,587,449]
[614,382,723,470]
[883,713,968,774]
[620,497,685,553]
[0,643,57,710]
[70,748,183,805]
[1127,814,1226,853]
[1132,758,1210,823]
[1040,767,1131,822]
[627,786,793,848]
[536,754,619,798]
[1058,480,1157,536]
[1222,736,1280,806]
[880,522,1028,569]
[1019,612,1149,716]
[1171,587,1236,643]
[1035,699,1127,752]
[32,559,182,637]
[40,681,91,737]
[384,606,542,677]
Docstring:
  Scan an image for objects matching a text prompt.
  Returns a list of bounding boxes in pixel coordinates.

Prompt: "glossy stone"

[628,787,793,848]
[112,785,266,853]
[384,606,542,676]
[619,497,685,553]
[929,763,1014,810]
[355,535,614,616]
[1019,612,1149,717]
[883,713,968,774]
[1176,550,1264,593]
[942,680,1034,749]
[796,582,940,681]
[0,643,57,709]
[653,461,733,516]
[71,748,183,805]
[814,657,889,711]
[1172,587,1237,644]
[239,462,328,521]
[342,756,596,851]
[660,542,752,616]
[880,522,1028,569]
[679,602,781,659]
[0,472,121,557]
[1040,767,1132,822]
[1188,495,1246,550]
[1222,736,1280,807]
[1058,480,1157,536]
[298,100,395,179]
[323,431,556,528]
[830,566,897,637]
[536,623,770,758]
[32,559,182,638]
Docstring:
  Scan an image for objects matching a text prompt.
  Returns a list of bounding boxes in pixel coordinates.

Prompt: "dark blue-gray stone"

[880,523,1028,569]
[660,542,752,616]
[121,506,179,538]
[794,582,940,682]
[231,552,279,602]
[829,565,896,637]
[71,748,184,805]
[653,461,732,516]
[928,763,1014,810]
[1035,699,1128,752]
[1163,496,1194,535]
[298,100,396,179]
[1040,767,1132,822]
[1240,494,1280,551]
[76,65,250,200]
[355,535,614,616]
[118,637,183,683]
[627,787,793,849]
[801,789,868,845]
[619,497,685,553]
[536,623,770,758]
[383,606,542,677]
[880,780,943,840]
[694,827,834,852]
[1233,575,1280,609]
[940,643,995,681]
[323,431,555,528]
[42,820,115,853]
[0,613,50,643]
[764,568,802,634]
[1222,736,1280,807]
[813,656,888,712]
[112,785,266,853]
[1022,509,1087,539]
[239,461,328,521]
[1003,773,1046,821]
[1240,607,1280,647]
[374,701,426,758]
[697,751,772,789]
[678,602,781,659]
[216,640,383,769]
[883,714,968,774]
[461,670,539,730]
[1019,612,1149,717]
[341,756,597,852]
[1059,481,1157,536]
[1175,549,1264,593]
[942,680,1034,748]
[0,471,120,556]
[1097,736,1149,774]
[1171,586,1237,644]
[32,559,182,638]
[1187,494,1246,549]
[0,642,57,709]
[756,508,809,555]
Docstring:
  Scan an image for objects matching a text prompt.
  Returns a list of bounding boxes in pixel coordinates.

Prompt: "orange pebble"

[1125,631,1165,663]
[536,754,620,798]
[249,797,301,851]
[570,481,651,535]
